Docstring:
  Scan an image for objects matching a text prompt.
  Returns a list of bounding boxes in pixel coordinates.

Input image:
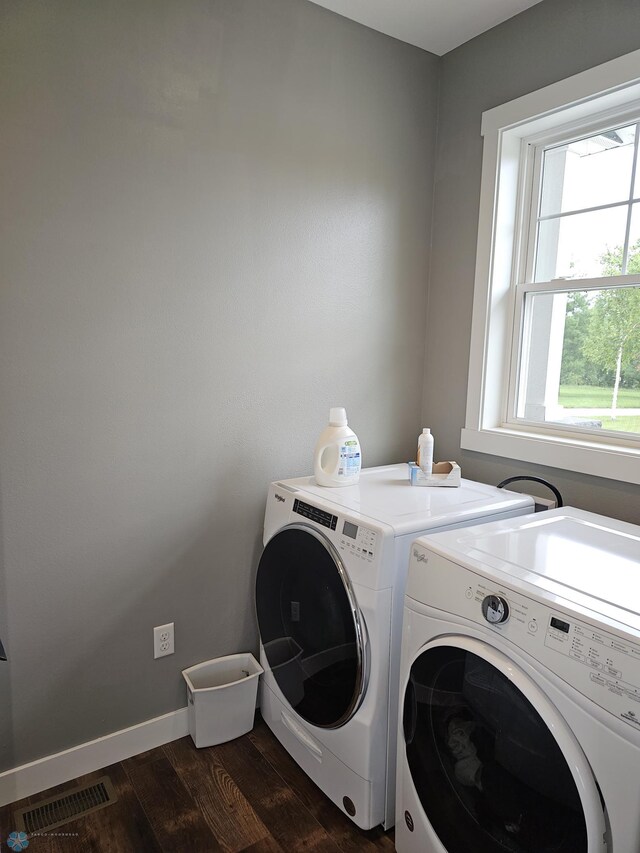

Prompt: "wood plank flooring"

[0,715,395,852]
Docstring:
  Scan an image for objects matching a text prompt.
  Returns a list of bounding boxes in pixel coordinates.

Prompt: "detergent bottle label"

[338,440,361,477]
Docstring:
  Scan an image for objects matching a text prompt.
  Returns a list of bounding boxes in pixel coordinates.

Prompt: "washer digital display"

[343,521,358,539]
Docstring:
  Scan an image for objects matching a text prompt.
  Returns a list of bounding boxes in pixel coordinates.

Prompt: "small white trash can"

[182,652,263,748]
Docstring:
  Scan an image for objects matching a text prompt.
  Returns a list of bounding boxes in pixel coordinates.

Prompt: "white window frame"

[461,48,640,486]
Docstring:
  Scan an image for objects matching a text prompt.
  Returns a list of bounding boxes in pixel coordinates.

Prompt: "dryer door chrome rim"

[255,523,368,729]
[402,636,607,853]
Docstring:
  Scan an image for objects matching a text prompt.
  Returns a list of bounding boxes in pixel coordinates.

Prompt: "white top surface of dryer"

[276,464,534,537]
[420,507,640,626]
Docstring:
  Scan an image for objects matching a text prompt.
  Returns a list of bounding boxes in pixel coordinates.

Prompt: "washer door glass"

[403,641,598,853]
[256,524,366,728]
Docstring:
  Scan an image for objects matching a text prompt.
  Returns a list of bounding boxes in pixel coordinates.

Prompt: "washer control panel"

[293,499,337,530]
[406,547,640,733]
[290,495,377,563]
[337,518,377,563]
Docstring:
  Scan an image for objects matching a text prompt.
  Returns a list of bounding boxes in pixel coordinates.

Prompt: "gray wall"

[4,0,639,777]
[0,0,438,768]
[424,0,640,522]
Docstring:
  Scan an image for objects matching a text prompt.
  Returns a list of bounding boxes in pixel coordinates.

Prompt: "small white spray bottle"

[417,428,434,475]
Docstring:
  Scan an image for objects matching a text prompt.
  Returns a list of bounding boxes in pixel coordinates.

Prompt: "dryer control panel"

[544,615,640,728]
[406,546,640,734]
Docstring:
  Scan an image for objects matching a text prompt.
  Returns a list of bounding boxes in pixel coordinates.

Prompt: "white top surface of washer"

[277,464,534,537]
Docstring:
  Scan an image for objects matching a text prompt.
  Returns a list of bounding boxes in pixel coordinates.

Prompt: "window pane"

[539,124,636,218]
[535,207,628,281]
[516,287,640,438]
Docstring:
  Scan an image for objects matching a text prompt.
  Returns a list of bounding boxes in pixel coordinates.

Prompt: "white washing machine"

[396,507,640,853]
[254,463,534,830]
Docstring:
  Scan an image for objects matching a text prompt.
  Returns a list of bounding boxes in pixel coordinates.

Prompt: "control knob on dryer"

[481,594,509,624]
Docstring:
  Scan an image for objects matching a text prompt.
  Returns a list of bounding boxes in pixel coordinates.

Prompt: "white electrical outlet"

[153,622,175,659]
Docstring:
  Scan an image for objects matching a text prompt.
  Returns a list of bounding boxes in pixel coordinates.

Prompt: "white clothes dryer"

[255,464,533,830]
[396,507,640,853]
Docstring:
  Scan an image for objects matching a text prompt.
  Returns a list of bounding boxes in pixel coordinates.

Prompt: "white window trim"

[462,48,640,486]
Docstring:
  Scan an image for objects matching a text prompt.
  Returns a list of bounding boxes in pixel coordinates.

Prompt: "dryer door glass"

[403,645,589,853]
[256,525,366,728]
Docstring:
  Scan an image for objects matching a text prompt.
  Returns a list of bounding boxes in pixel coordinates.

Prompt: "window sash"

[531,122,640,284]
[504,114,640,443]
[506,276,640,443]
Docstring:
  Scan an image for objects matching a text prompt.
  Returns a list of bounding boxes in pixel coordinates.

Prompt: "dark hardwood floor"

[0,715,395,852]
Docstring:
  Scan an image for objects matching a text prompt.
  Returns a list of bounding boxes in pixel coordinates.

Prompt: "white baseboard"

[0,707,189,807]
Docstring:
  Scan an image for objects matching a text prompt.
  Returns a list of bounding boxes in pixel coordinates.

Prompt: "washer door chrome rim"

[256,522,369,729]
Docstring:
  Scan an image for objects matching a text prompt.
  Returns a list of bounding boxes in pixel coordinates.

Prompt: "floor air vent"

[14,776,117,835]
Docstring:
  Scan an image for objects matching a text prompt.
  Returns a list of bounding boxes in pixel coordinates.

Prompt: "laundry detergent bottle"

[313,407,362,487]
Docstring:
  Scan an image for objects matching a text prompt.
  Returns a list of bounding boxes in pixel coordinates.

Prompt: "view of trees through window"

[558,247,640,432]
[523,124,640,437]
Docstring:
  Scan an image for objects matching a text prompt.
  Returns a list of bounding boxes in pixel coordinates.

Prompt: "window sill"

[460,427,640,486]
